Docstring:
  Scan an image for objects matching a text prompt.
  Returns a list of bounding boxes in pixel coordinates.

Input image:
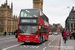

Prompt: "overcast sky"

[0,0,75,28]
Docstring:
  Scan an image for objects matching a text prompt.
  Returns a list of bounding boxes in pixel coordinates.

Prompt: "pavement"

[0,33,15,37]
[60,36,75,50]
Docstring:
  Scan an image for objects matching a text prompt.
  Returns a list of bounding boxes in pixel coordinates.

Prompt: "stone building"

[49,24,63,32]
[53,24,62,28]
[0,0,18,35]
[65,7,75,32]
[33,0,43,11]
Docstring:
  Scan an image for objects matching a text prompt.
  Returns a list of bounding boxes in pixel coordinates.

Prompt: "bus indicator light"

[39,26,41,29]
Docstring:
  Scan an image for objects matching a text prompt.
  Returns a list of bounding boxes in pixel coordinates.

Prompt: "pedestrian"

[14,31,15,35]
[62,31,64,40]
[15,30,17,38]
[4,31,7,36]
[72,31,75,39]
[63,31,67,43]
[69,32,72,39]
[8,31,10,36]
[11,32,13,35]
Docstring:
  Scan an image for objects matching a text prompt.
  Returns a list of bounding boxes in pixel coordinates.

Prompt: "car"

[49,32,52,35]
[53,32,58,35]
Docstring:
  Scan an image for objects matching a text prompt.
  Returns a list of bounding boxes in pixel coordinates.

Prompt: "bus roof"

[20,8,49,19]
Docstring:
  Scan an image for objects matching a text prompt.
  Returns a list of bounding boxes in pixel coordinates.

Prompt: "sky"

[0,0,75,28]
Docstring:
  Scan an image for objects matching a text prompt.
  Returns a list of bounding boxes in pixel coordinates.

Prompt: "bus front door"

[39,29,41,43]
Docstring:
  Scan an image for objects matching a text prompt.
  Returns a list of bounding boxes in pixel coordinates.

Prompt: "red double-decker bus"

[17,9,49,43]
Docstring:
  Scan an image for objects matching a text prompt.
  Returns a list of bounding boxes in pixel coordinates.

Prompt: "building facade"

[33,0,43,11]
[65,7,75,32]
[0,0,18,34]
[49,24,63,32]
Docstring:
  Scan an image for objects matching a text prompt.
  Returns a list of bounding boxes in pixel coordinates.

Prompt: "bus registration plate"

[25,41,30,43]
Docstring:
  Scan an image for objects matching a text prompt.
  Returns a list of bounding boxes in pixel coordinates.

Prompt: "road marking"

[52,36,58,42]
[24,45,26,47]
[21,45,39,49]
[48,42,51,46]
[43,47,46,50]
[26,46,30,48]
[30,46,36,48]
[36,46,39,48]
[54,36,61,50]
[60,36,63,50]
[49,45,54,47]
[2,43,22,50]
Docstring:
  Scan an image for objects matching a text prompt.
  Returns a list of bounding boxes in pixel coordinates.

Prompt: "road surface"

[0,35,61,50]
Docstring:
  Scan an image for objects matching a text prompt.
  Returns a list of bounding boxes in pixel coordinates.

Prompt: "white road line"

[30,46,35,48]
[2,43,22,50]
[43,47,46,50]
[60,36,63,50]
[36,46,39,48]
[24,45,26,47]
[52,36,58,42]
[30,46,32,48]
[49,45,54,47]
[48,42,51,46]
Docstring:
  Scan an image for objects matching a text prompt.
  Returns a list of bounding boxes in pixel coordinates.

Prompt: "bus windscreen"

[19,25,38,35]
[20,9,39,18]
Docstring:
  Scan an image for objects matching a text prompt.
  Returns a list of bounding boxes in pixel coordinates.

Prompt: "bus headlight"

[18,36,20,38]
[36,35,38,38]
[34,35,38,38]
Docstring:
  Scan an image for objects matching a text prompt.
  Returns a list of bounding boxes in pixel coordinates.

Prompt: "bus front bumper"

[18,37,39,43]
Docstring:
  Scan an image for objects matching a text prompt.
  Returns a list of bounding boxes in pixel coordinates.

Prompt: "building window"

[1,20,4,24]
[0,28,4,32]
[71,23,73,28]
[71,20,73,23]
[1,12,4,16]
[71,18,73,20]
[74,23,75,28]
